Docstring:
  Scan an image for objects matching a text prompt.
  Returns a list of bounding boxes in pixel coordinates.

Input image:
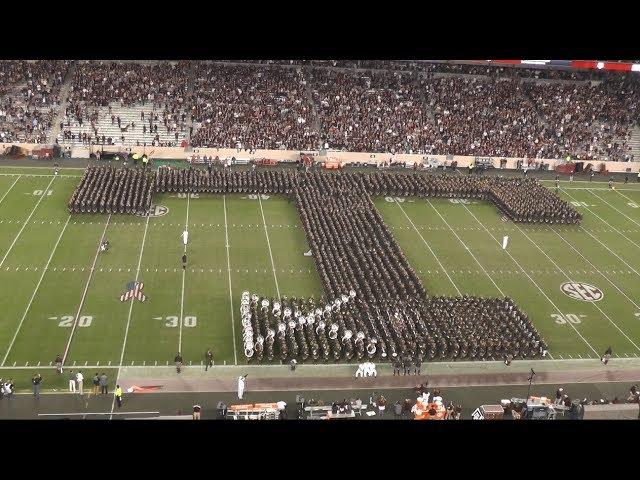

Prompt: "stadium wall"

[2,143,639,173]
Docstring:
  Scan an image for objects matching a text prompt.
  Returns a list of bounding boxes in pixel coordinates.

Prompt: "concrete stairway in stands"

[628,126,640,163]
[48,61,76,144]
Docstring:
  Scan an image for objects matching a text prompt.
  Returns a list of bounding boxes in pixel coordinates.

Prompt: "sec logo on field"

[149,204,169,217]
[560,282,604,302]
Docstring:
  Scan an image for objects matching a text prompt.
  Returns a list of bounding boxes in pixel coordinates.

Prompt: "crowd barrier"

[2,143,639,174]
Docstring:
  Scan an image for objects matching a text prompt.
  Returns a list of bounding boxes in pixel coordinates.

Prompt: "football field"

[1,166,640,373]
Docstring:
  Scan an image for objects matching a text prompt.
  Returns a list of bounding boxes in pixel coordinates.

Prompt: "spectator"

[32,373,42,397]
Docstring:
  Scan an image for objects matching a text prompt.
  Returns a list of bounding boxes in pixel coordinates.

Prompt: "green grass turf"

[1,169,640,370]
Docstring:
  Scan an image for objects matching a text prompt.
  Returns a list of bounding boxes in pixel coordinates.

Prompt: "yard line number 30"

[154,316,197,327]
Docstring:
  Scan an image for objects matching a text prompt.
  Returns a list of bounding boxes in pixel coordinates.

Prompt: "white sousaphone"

[367,337,378,355]
[328,323,339,340]
[342,329,353,344]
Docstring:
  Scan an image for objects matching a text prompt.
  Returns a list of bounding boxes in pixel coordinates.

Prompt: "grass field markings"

[569,217,640,281]
[427,199,505,296]
[62,213,112,364]
[1,215,72,365]
[588,189,640,228]
[561,189,640,250]
[511,221,640,353]
[0,176,55,269]
[615,188,640,206]
[460,203,599,356]
[178,195,190,354]
[258,194,281,299]
[394,199,462,295]
[112,213,151,417]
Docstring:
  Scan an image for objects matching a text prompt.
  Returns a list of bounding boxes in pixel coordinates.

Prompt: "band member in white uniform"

[181,228,189,247]
[237,374,248,399]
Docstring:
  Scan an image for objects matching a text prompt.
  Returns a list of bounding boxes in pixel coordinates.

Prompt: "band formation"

[68,166,579,363]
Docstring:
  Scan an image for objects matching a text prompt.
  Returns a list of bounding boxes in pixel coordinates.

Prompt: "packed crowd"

[522,79,640,162]
[2,60,639,161]
[68,165,155,215]
[190,63,318,150]
[0,60,70,143]
[426,77,554,158]
[310,68,439,154]
[67,61,189,109]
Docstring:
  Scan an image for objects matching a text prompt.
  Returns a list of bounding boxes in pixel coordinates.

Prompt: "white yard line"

[258,194,281,299]
[0,175,21,206]
[548,187,640,191]
[614,189,640,204]
[427,199,505,296]
[179,194,190,353]
[62,213,111,363]
[549,228,640,313]
[110,213,151,419]
[510,221,640,353]
[542,179,640,185]
[4,356,640,370]
[561,188,640,250]
[1,215,72,365]
[223,195,238,365]
[0,165,85,170]
[588,189,640,229]
[460,203,599,357]
[394,199,461,295]
[0,176,55,269]
[0,173,81,178]
[572,223,640,279]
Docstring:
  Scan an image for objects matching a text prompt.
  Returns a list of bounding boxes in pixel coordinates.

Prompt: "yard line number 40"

[551,313,584,324]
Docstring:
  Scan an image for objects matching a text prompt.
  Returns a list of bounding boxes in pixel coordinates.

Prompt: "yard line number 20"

[50,315,93,327]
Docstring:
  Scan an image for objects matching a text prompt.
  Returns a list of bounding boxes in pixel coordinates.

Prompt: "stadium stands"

[0,60,638,161]
[60,61,189,147]
[0,60,70,143]
[190,63,318,150]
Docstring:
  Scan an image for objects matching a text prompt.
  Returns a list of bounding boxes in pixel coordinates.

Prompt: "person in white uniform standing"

[181,228,189,248]
[237,374,248,399]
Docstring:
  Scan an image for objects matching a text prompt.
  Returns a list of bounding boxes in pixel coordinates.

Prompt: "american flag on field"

[120,281,146,302]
